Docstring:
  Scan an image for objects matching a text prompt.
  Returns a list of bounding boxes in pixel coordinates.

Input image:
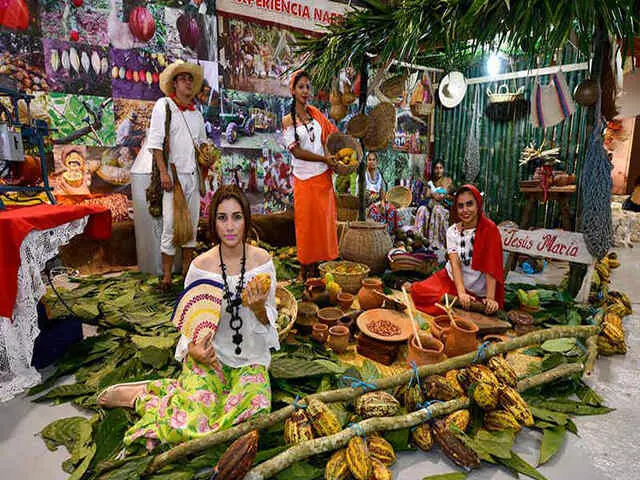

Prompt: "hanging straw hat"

[438,71,467,108]
[159,60,204,97]
[171,278,224,344]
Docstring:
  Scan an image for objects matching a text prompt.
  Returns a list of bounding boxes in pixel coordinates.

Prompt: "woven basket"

[363,102,396,152]
[326,132,363,175]
[276,285,297,340]
[410,102,434,118]
[318,260,370,294]
[487,84,525,104]
[346,114,370,138]
[376,73,407,105]
[386,186,412,208]
[339,221,393,274]
[336,194,359,221]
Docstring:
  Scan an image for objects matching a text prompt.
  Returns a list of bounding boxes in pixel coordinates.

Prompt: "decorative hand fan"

[172,279,224,344]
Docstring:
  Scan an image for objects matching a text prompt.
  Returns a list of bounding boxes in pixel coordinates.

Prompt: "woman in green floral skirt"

[97,185,279,451]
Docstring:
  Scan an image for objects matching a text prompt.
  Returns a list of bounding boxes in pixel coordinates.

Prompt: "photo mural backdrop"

[0,0,424,216]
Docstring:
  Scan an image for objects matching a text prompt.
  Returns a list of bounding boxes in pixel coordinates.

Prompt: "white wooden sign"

[499,228,595,303]
[216,0,351,32]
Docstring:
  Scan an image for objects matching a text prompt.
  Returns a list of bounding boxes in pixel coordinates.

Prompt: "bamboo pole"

[143,325,597,473]
[245,362,585,480]
[584,308,605,376]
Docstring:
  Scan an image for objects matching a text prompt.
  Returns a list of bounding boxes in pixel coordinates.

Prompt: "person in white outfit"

[147,61,207,290]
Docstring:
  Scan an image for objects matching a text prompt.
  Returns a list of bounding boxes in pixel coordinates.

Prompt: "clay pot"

[328,325,350,353]
[574,78,598,106]
[296,301,319,336]
[443,317,479,358]
[407,332,446,366]
[312,323,329,343]
[337,292,355,311]
[357,278,384,311]
[338,316,357,340]
[429,315,452,340]
[317,307,343,328]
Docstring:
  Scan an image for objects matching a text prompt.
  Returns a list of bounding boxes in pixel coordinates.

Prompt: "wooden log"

[584,308,605,376]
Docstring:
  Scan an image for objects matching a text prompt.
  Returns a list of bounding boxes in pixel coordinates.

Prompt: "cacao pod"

[445,370,465,396]
[212,430,259,480]
[600,321,625,345]
[307,399,342,437]
[404,383,425,412]
[444,409,470,432]
[129,6,156,42]
[458,365,500,390]
[284,409,314,445]
[355,391,400,418]
[411,423,433,452]
[345,436,372,480]
[606,303,627,319]
[597,335,627,355]
[484,410,522,432]
[366,436,396,466]
[370,458,392,480]
[432,419,480,469]
[242,273,272,306]
[325,449,350,480]
[177,12,202,50]
[472,382,500,410]
[608,290,631,313]
[506,309,534,326]
[608,258,621,269]
[487,356,518,387]
[498,385,534,427]
[423,375,458,401]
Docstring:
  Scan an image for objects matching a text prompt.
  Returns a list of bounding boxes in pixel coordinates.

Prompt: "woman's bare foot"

[97,383,148,408]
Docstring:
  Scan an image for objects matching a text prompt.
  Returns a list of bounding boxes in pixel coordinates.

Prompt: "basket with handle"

[386,186,413,208]
[326,132,363,175]
[318,260,370,294]
[487,84,525,104]
[276,285,298,340]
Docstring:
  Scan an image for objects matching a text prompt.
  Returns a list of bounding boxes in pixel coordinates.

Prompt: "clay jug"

[357,278,384,310]
[328,325,350,353]
[407,332,446,366]
[312,323,329,344]
[442,317,479,358]
[429,315,452,340]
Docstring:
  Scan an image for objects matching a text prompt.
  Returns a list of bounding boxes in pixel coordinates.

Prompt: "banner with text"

[499,228,593,265]
[216,0,351,32]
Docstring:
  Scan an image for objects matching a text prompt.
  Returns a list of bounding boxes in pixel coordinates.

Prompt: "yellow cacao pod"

[284,409,314,445]
[325,449,350,480]
[445,369,465,396]
[366,435,396,466]
[608,258,621,269]
[597,335,627,355]
[404,383,425,412]
[484,410,522,432]
[345,436,372,480]
[445,409,470,432]
[459,365,500,390]
[307,399,342,437]
[472,382,500,410]
[487,356,518,388]
[370,458,392,480]
[241,273,272,306]
[601,322,625,345]
[411,423,433,452]
[423,375,458,401]
[355,391,400,418]
[432,418,480,468]
[498,385,534,427]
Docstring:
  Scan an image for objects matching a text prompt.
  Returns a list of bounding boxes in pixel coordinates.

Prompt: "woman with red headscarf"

[282,70,339,280]
[408,184,504,315]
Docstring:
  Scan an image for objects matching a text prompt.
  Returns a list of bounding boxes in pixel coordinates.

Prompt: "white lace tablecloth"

[0,216,89,402]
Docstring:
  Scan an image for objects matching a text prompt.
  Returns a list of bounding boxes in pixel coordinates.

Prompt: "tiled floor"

[0,249,638,479]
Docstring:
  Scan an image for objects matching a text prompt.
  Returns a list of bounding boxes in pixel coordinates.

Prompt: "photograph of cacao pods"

[109,47,165,101]
[153,0,215,15]
[0,0,40,36]
[86,145,135,196]
[42,39,112,97]
[51,144,92,196]
[113,1,167,51]
[40,0,110,46]
[218,17,310,97]
[0,32,47,94]
[164,5,217,61]
[113,98,154,150]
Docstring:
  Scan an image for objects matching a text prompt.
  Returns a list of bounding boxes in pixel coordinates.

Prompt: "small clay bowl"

[337,292,354,311]
[312,323,329,343]
[317,307,343,328]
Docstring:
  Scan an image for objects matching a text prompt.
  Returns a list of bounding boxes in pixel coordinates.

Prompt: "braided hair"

[289,70,309,144]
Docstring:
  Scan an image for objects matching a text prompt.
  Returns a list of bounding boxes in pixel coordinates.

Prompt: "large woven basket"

[376,73,407,105]
[276,285,297,340]
[318,260,370,294]
[363,102,396,152]
[387,186,412,208]
[346,114,370,138]
[339,221,393,274]
[336,194,359,221]
[326,132,363,175]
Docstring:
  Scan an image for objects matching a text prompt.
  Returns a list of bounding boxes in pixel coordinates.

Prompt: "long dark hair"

[289,70,310,145]
[208,185,252,244]
[431,159,445,181]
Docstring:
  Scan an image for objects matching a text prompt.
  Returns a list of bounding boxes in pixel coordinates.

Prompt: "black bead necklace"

[219,243,247,355]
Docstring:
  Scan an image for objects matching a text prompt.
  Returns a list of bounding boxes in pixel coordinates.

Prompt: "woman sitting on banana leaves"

[407,184,504,316]
[97,185,279,450]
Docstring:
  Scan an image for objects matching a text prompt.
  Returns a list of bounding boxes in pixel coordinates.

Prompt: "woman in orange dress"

[282,70,339,280]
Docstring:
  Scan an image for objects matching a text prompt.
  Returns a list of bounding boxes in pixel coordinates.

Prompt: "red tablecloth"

[0,204,112,318]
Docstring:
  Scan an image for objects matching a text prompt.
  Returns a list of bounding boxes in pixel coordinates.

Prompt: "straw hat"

[159,60,204,97]
[438,71,467,108]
